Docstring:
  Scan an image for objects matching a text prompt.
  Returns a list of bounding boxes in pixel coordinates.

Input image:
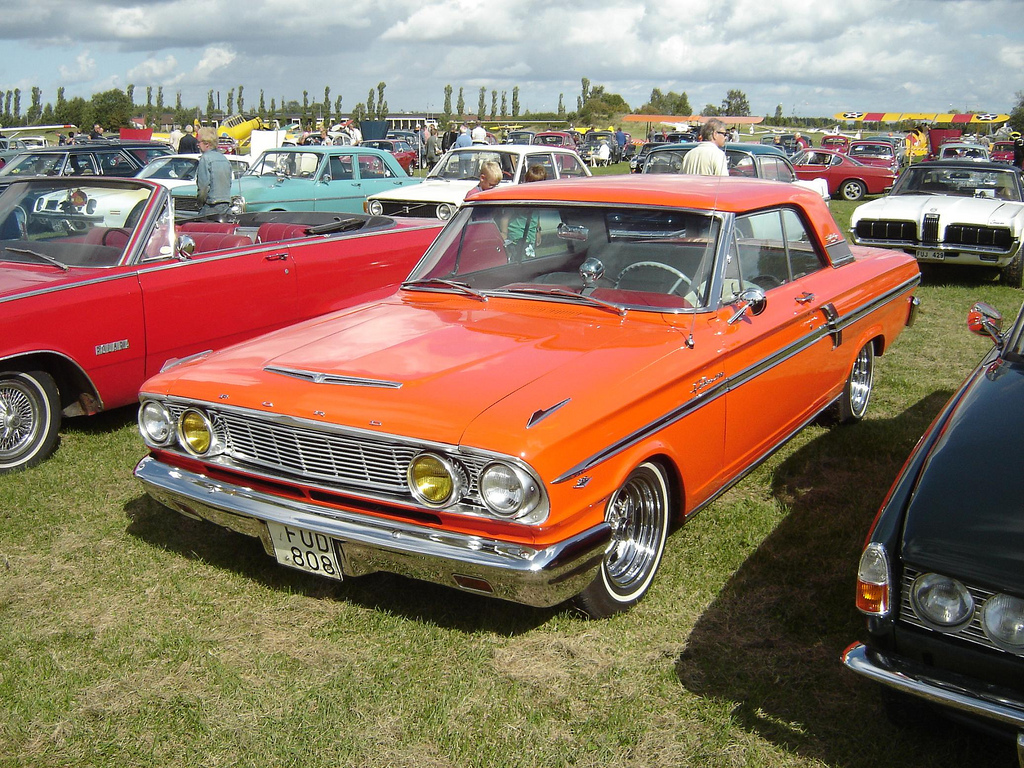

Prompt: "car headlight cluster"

[407,451,544,523]
[366,199,384,216]
[137,400,223,458]
[436,203,455,221]
[911,572,1024,654]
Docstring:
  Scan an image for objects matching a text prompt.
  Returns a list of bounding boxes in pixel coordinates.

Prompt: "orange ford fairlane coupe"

[134,175,920,617]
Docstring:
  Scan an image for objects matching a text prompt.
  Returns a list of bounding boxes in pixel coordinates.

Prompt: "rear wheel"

[0,370,61,473]
[836,343,874,423]
[840,179,867,201]
[573,461,671,618]
[1000,250,1024,288]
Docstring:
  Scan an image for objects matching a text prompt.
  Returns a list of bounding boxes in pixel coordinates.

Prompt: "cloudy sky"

[1,0,1022,122]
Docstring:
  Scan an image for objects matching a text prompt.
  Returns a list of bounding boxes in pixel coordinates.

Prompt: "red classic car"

[990,140,1015,164]
[848,140,901,173]
[360,139,418,173]
[820,135,851,152]
[134,176,920,617]
[0,177,442,473]
[533,131,579,150]
[791,148,898,200]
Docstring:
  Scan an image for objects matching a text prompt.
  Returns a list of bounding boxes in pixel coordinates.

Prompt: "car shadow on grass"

[123,492,558,635]
[674,390,1018,768]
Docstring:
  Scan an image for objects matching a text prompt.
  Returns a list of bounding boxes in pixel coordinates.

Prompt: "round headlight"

[138,401,174,446]
[436,203,455,221]
[177,408,217,456]
[982,594,1024,653]
[911,573,975,631]
[479,462,540,519]
[407,452,465,508]
[367,199,384,216]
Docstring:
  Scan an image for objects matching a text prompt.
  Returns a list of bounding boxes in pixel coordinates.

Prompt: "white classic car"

[136,153,253,190]
[364,144,591,220]
[851,160,1024,286]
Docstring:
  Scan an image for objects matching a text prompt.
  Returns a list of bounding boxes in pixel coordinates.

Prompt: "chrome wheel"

[840,179,867,201]
[838,343,874,423]
[0,371,61,473]
[573,461,670,617]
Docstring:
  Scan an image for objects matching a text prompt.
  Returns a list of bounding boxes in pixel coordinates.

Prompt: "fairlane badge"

[691,371,724,394]
[95,339,130,356]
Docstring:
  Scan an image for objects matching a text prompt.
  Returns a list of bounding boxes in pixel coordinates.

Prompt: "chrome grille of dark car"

[900,567,1002,652]
[165,404,488,503]
[854,219,916,243]
[944,224,1013,251]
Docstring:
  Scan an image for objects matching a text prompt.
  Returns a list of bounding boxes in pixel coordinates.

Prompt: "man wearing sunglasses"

[679,118,729,177]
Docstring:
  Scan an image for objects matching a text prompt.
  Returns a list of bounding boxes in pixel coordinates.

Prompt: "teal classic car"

[172,146,419,215]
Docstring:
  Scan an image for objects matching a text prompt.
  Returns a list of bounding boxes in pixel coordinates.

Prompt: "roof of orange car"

[470,174,826,214]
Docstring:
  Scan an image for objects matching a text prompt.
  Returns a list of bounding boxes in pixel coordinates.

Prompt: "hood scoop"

[265,365,403,389]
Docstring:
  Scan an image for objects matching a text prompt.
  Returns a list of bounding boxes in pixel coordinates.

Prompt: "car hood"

[901,355,1024,592]
[855,194,1024,225]
[367,178,477,204]
[146,294,688,454]
[0,262,110,298]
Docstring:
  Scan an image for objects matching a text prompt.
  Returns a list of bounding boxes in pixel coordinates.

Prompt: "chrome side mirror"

[174,233,196,261]
[967,301,1003,345]
[727,286,768,325]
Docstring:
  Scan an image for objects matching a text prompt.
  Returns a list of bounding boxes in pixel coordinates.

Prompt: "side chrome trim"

[265,366,403,389]
[842,641,1024,731]
[553,275,920,484]
[134,455,609,607]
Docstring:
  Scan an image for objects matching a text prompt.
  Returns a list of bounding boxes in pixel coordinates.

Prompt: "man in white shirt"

[679,119,729,176]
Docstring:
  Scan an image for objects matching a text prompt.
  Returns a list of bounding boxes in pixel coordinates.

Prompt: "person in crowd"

[195,126,234,217]
[465,160,502,198]
[425,129,439,168]
[1013,131,1024,170]
[471,122,487,144]
[501,165,547,256]
[178,124,200,153]
[795,132,809,150]
[90,123,104,139]
[679,119,729,176]
[455,125,472,148]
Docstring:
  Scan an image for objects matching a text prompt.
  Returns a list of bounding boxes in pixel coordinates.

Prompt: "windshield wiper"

[401,277,488,301]
[495,286,625,316]
[2,246,69,271]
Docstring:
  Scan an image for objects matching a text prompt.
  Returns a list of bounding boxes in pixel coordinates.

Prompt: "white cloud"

[58,50,96,83]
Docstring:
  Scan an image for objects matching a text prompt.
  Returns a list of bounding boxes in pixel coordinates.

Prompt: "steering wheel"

[101,227,128,246]
[616,261,691,295]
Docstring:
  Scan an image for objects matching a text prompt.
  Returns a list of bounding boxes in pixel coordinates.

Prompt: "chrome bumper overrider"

[134,456,611,607]
[842,642,1024,733]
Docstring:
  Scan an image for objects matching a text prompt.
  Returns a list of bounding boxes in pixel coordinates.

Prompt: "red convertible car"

[791,148,898,201]
[134,176,920,617]
[0,177,442,473]
[360,139,418,173]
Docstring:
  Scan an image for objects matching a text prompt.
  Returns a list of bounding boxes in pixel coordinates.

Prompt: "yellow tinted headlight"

[407,452,464,507]
[177,409,215,456]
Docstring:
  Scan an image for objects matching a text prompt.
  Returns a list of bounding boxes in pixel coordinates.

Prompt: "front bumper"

[134,455,610,607]
[842,641,1024,733]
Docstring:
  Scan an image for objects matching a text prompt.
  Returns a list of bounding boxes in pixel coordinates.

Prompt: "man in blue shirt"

[196,127,234,217]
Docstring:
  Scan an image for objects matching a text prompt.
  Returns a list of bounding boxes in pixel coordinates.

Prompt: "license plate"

[266,521,343,580]
[917,249,944,261]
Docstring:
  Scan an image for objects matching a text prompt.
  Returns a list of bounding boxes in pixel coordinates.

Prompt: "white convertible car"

[851,160,1024,286]
[364,144,591,220]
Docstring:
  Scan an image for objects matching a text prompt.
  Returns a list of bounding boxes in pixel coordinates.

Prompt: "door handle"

[264,253,288,261]
[796,291,815,304]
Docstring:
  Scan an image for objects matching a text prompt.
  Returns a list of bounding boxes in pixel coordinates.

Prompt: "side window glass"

[329,156,353,180]
[782,208,824,279]
[523,155,555,182]
[729,155,756,178]
[68,153,96,175]
[556,153,587,177]
[735,210,789,289]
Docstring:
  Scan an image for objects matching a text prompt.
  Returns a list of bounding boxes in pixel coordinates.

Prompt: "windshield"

[0,153,69,177]
[893,166,1020,200]
[0,180,156,267]
[849,144,891,158]
[138,156,198,181]
[246,151,323,178]
[405,203,720,312]
[430,149,516,181]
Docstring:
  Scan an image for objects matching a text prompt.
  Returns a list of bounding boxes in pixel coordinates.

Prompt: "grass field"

[1,185,1022,767]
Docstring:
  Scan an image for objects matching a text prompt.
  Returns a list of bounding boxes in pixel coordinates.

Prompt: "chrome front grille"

[900,567,1002,652]
[166,404,489,504]
[855,219,916,243]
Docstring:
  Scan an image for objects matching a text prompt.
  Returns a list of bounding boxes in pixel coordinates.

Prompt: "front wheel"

[572,461,671,618]
[1000,249,1024,288]
[840,179,867,201]
[836,343,874,423]
[0,370,62,473]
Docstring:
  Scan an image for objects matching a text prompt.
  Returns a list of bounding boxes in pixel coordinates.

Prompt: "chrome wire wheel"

[574,461,670,618]
[0,371,61,473]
